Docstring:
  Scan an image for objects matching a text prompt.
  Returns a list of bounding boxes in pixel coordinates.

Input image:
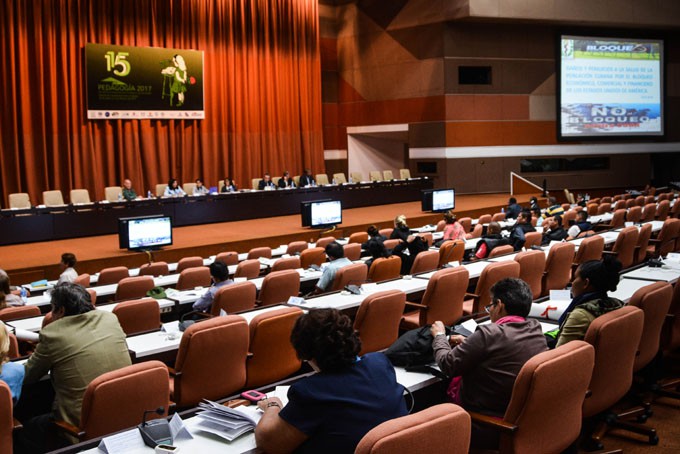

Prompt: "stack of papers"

[194,400,262,442]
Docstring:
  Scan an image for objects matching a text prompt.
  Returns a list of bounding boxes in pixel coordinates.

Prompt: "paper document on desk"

[98,428,146,453]
[452,318,478,337]
[169,412,194,441]
[194,400,262,442]
[529,299,571,321]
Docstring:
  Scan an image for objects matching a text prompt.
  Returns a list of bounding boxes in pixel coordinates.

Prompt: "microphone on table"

[138,406,172,448]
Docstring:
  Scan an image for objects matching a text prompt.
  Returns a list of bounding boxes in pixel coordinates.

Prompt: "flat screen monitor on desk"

[118,215,173,250]
[301,199,342,229]
[421,188,455,213]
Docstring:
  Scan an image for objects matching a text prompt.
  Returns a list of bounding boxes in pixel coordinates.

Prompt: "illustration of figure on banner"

[161,54,193,107]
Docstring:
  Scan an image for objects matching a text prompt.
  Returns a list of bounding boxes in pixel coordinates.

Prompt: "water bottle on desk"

[117,192,123,202]
[147,190,152,199]
[20,287,28,304]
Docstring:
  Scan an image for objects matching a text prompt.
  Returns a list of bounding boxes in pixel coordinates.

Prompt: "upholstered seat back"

[259,269,300,306]
[515,250,546,299]
[612,226,639,269]
[176,267,211,291]
[582,306,644,418]
[354,290,406,355]
[300,247,325,269]
[271,256,301,272]
[81,361,169,440]
[330,263,368,291]
[173,316,249,407]
[501,341,594,454]
[97,266,130,287]
[112,298,161,335]
[176,256,203,273]
[421,266,468,326]
[573,235,604,265]
[139,262,169,277]
[247,247,272,260]
[355,403,470,454]
[367,256,401,283]
[245,307,303,388]
[114,276,155,301]
[409,250,438,275]
[211,281,257,315]
[234,259,260,279]
[542,242,575,296]
[627,282,673,372]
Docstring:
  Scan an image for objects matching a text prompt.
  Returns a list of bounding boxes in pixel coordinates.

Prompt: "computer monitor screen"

[310,200,342,228]
[125,216,173,250]
[432,189,455,212]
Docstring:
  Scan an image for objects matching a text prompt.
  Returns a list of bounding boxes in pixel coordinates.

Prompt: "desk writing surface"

[462,260,492,279]
[236,305,294,325]
[620,266,680,283]
[610,279,658,303]
[125,321,181,358]
[7,315,44,332]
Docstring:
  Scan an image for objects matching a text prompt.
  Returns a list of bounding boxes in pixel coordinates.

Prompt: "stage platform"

[2,192,541,283]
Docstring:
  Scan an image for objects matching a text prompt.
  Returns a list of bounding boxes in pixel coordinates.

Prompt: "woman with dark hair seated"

[472,222,509,259]
[364,238,390,270]
[551,255,624,348]
[361,225,387,248]
[255,309,407,454]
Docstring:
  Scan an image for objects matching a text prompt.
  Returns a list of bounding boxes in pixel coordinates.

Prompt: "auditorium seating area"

[3,187,680,452]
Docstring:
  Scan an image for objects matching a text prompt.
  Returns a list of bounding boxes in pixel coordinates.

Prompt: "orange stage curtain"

[0,0,323,205]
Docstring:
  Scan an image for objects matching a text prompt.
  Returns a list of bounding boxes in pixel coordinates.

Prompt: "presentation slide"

[559,35,663,138]
[129,217,172,249]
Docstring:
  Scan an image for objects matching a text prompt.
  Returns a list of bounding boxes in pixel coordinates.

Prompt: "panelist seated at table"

[121,178,140,201]
[298,169,315,187]
[221,177,238,193]
[18,283,131,453]
[192,261,234,313]
[431,278,548,450]
[255,308,407,454]
[308,242,352,296]
[164,178,187,197]
[549,256,624,348]
[278,171,296,189]
[258,173,276,190]
[193,178,209,196]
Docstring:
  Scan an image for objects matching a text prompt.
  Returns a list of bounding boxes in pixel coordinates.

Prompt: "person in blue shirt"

[255,308,407,453]
[505,197,522,219]
[308,242,352,295]
[192,262,233,313]
[164,178,186,197]
[0,321,25,404]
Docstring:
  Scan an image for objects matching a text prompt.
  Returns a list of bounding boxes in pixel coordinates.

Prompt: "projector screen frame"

[556,30,666,142]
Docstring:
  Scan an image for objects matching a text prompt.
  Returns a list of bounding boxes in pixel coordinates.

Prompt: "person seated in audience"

[505,197,522,219]
[298,169,315,187]
[258,173,276,190]
[529,196,540,211]
[364,238,391,270]
[430,278,547,449]
[390,214,410,242]
[392,234,428,275]
[508,210,536,251]
[550,256,624,348]
[567,210,592,239]
[164,178,186,197]
[541,215,568,245]
[221,177,238,192]
[255,308,407,453]
[543,196,564,219]
[0,321,24,404]
[193,178,209,195]
[19,283,131,452]
[435,211,465,247]
[121,178,139,201]
[0,269,23,307]
[473,221,509,260]
[57,253,78,285]
[361,225,387,249]
[192,262,234,313]
[278,171,296,189]
[531,207,543,228]
[308,242,352,295]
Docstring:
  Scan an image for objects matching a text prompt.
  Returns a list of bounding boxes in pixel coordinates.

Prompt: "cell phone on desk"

[241,390,267,402]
